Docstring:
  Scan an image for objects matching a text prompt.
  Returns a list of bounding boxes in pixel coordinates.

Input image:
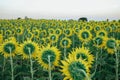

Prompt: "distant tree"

[25,16,29,20]
[17,17,21,20]
[78,17,88,22]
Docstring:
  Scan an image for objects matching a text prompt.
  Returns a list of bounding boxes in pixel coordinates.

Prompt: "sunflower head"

[60,37,72,48]
[97,30,108,37]
[93,36,105,48]
[0,37,18,58]
[37,45,61,69]
[79,29,92,42]
[60,57,90,80]
[64,29,72,37]
[19,40,39,59]
[105,38,117,54]
[16,26,23,35]
[69,47,94,68]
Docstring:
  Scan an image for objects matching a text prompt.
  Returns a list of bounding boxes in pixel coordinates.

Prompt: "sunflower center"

[27,33,32,38]
[86,26,90,30]
[6,31,11,35]
[95,26,100,31]
[42,50,56,64]
[56,30,60,34]
[99,32,105,36]
[62,39,69,46]
[4,43,15,53]
[94,37,103,45]
[23,43,35,55]
[17,28,21,33]
[76,53,88,61]
[65,30,70,35]
[106,40,116,49]
[81,31,89,39]
[68,61,86,80]
[50,35,56,41]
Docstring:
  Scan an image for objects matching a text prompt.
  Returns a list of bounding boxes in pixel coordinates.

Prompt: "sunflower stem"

[8,47,14,80]
[91,44,98,78]
[115,46,119,80]
[48,55,52,80]
[28,48,34,80]
[2,57,6,80]
[78,69,91,80]
[64,44,67,60]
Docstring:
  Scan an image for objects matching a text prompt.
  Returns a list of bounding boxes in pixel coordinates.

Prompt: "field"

[0,19,120,80]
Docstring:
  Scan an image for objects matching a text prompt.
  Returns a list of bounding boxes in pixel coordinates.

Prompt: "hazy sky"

[0,0,120,20]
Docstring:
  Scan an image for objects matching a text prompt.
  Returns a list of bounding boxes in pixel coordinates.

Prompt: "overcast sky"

[0,0,120,20]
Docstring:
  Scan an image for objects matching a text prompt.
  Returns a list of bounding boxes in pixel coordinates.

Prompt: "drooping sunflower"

[93,36,105,48]
[18,40,39,59]
[60,56,90,80]
[37,45,61,69]
[96,30,108,37]
[68,47,94,68]
[78,29,92,42]
[105,37,118,54]
[60,37,72,48]
[0,37,18,58]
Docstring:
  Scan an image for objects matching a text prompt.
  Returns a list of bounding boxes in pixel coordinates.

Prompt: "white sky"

[0,0,120,20]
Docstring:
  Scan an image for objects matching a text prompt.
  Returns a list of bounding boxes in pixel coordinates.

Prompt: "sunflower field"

[0,19,120,80]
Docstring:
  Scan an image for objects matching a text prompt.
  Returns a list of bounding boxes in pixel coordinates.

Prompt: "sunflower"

[37,45,61,69]
[96,30,108,37]
[48,28,55,34]
[93,36,105,48]
[94,26,101,32]
[105,37,117,54]
[60,37,72,48]
[68,47,94,68]
[26,30,33,40]
[5,29,12,36]
[55,28,62,36]
[78,29,92,42]
[64,28,73,37]
[39,30,47,38]
[18,40,39,59]
[85,25,93,31]
[0,37,18,58]
[60,56,90,80]
[49,34,58,44]
[16,26,24,35]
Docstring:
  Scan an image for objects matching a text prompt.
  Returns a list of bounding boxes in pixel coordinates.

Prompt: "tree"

[78,17,88,22]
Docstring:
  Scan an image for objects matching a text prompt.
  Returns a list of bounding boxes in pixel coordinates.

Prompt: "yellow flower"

[60,37,72,48]
[64,28,73,37]
[78,29,92,42]
[16,26,24,35]
[93,36,105,48]
[105,37,117,54]
[68,47,94,68]
[18,40,39,59]
[37,45,61,69]
[97,30,108,37]
[0,37,18,58]
[60,56,90,80]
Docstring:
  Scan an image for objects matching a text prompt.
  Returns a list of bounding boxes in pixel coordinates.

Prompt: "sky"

[0,0,120,20]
